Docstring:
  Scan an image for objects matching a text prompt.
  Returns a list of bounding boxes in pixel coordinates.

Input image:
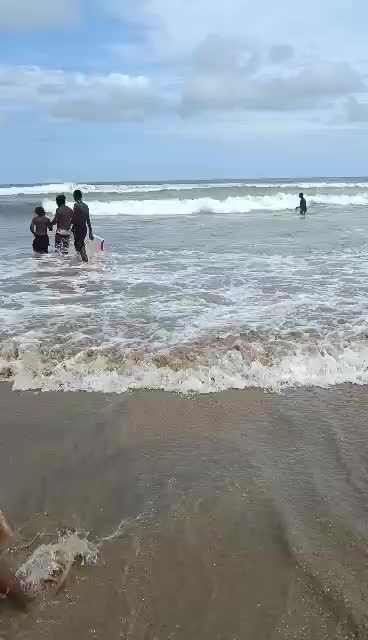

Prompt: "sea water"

[1,177,368,393]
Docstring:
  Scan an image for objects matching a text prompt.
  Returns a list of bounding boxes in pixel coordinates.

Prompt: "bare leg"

[0,511,13,545]
[80,246,88,262]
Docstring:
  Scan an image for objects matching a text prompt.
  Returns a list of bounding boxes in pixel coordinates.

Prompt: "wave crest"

[41,192,368,216]
[2,335,368,394]
[1,181,247,196]
[2,179,368,197]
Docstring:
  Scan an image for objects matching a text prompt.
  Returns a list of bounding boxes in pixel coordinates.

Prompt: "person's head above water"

[56,194,66,207]
[73,189,82,202]
[35,206,46,217]
[299,192,304,199]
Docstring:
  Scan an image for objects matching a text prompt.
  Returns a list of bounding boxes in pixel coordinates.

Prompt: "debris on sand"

[1,511,98,609]
[16,532,98,593]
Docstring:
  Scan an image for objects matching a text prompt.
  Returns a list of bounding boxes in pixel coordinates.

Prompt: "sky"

[1,0,368,182]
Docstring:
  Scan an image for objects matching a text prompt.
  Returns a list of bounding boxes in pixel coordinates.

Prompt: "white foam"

[0,183,74,196]
[2,180,368,197]
[6,338,368,394]
[262,181,368,189]
[41,192,368,217]
[0,181,243,196]
[16,532,98,591]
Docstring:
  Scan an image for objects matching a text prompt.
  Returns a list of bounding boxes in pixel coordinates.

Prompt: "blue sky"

[1,0,368,183]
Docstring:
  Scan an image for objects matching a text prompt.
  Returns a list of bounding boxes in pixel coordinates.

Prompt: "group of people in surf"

[30,189,94,263]
[30,190,307,262]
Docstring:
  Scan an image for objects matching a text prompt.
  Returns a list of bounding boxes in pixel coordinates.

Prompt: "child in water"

[30,206,52,254]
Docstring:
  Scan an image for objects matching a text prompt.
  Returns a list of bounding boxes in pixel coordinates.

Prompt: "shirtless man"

[71,190,94,263]
[30,206,52,254]
[51,195,74,254]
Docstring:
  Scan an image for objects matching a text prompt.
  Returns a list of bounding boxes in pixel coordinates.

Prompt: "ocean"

[2,178,368,639]
[1,177,368,394]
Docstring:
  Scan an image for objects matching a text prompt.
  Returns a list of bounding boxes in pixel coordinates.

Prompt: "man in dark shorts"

[51,194,74,254]
[296,192,307,215]
[71,190,94,262]
[30,206,52,253]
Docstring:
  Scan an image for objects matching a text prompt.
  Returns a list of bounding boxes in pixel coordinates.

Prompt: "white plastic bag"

[85,235,104,260]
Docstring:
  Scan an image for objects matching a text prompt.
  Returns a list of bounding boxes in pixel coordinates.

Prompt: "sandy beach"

[3,0,368,633]
[1,384,368,639]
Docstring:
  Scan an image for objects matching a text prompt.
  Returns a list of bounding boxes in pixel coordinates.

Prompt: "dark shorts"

[55,233,70,253]
[74,227,87,252]
[33,235,49,253]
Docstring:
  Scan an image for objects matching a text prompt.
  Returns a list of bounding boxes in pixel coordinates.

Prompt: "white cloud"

[2,0,368,132]
[104,0,368,63]
[182,53,365,114]
[101,0,368,129]
[0,65,163,122]
[0,0,78,30]
[268,45,294,64]
[345,97,368,123]
[0,56,365,127]
[192,36,260,75]
[52,74,163,121]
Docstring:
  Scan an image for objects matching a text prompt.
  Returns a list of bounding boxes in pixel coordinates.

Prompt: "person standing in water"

[71,189,94,263]
[30,206,52,254]
[296,192,307,215]
[51,194,74,254]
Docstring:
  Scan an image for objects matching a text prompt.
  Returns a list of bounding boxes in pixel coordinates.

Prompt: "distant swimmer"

[71,189,94,263]
[296,192,307,215]
[51,194,74,254]
[30,206,52,254]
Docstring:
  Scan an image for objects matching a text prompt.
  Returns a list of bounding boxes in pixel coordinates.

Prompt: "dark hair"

[73,189,82,201]
[56,194,66,207]
[35,206,46,216]
[299,192,304,198]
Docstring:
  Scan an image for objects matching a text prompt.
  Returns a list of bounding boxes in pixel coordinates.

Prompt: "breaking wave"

[1,179,368,197]
[0,182,244,196]
[2,335,368,394]
[42,192,368,216]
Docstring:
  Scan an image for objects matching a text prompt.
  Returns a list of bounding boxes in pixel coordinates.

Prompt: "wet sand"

[1,384,368,639]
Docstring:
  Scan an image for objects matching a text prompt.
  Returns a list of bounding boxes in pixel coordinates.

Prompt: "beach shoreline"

[1,383,368,639]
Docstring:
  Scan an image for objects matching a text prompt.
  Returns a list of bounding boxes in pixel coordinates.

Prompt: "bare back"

[54,206,73,233]
[32,216,51,235]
